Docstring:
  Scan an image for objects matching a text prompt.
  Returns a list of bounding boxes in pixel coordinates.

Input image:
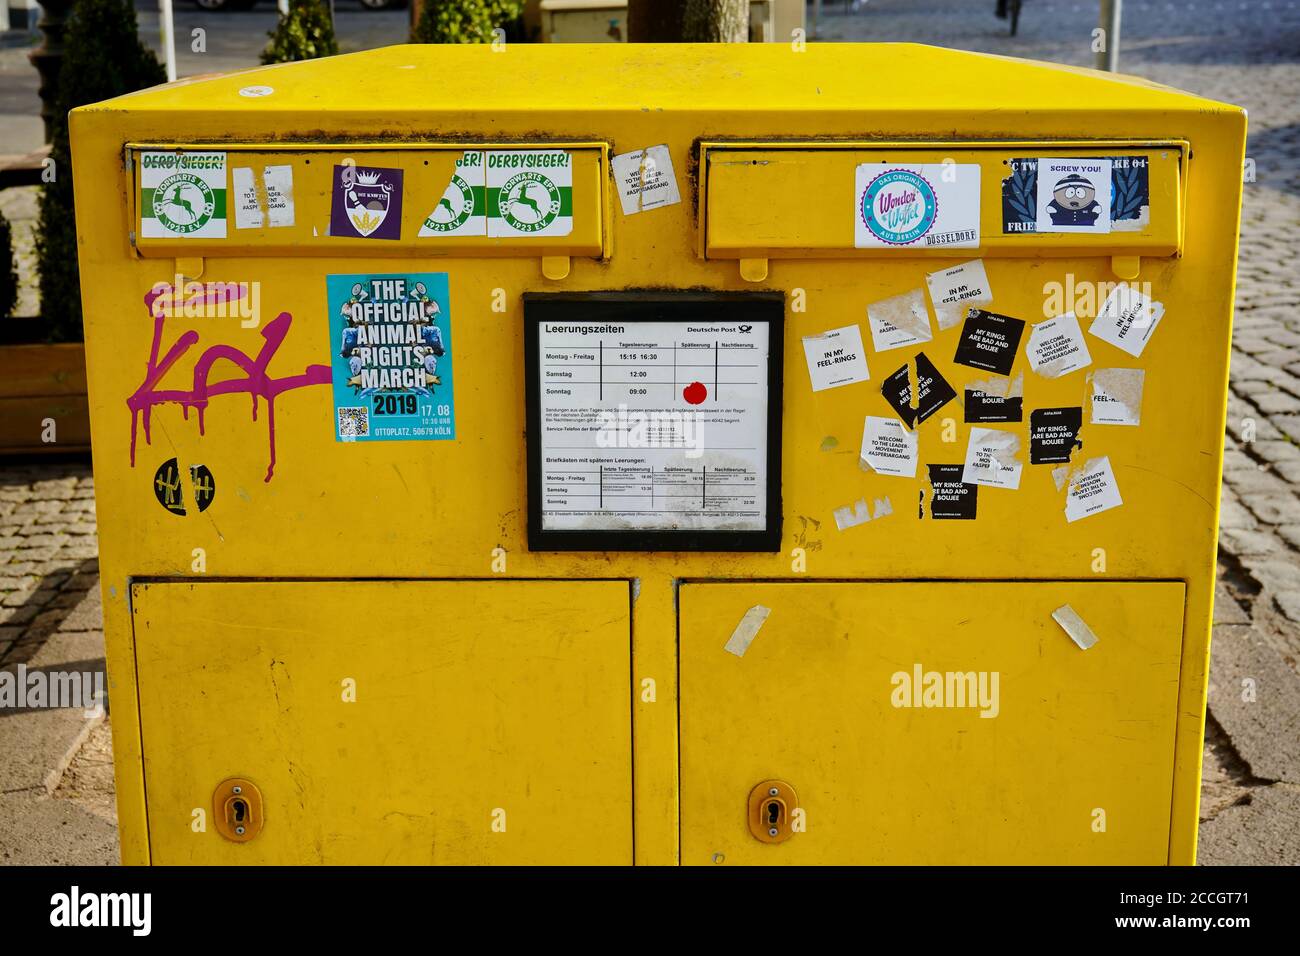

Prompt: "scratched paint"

[127,286,330,482]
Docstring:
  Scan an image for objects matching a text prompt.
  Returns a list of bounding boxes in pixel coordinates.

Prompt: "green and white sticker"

[140,150,227,239]
[487,150,572,238]
[419,151,487,237]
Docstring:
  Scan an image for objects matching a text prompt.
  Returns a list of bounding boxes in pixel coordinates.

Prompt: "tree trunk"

[628,0,749,42]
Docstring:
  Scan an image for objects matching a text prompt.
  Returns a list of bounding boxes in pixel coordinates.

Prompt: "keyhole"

[232,799,247,823]
[767,802,780,827]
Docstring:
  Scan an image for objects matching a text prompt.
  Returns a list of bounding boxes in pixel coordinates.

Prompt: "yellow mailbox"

[70,44,1244,865]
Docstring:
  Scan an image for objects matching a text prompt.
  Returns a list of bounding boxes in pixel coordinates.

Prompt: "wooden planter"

[0,342,91,454]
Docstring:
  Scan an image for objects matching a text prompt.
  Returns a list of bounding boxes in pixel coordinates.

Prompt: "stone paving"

[1,0,1298,865]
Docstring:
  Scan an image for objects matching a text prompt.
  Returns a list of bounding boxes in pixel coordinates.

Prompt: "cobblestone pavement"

[1,0,1298,864]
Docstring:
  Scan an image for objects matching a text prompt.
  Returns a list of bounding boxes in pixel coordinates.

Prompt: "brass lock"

[748,779,798,844]
[213,777,264,843]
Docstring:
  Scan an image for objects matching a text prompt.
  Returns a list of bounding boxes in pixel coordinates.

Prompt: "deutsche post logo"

[500,171,561,233]
[152,172,216,235]
[425,174,475,233]
[861,169,937,245]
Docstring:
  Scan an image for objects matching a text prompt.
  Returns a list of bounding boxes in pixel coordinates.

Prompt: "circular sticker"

[151,172,216,235]
[239,86,275,98]
[861,168,937,245]
[500,171,561,233]
[425,175,475,233]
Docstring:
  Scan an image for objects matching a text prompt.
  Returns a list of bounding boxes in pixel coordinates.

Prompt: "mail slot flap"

[702,142,1184,260]
[128,143,607,259]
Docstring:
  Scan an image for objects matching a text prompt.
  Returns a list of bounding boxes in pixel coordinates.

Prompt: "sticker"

[802,324,870,392]
[1026,313,1091,379]
[1035,158,1112,233]
[854,164,980,248]
[232,165,295,230]
[953,309,1026,376]
[881,352,956,429]
[232,167,263,230]
[867,288,932,352]
[262,165,295,227]
[1061,455,1123,522]
[331,164,403,240]
[140,150,227,239]
[239,85,274,98]
[926,464,978,519]
[964,373,1023,423]
[1029,407,1083,464]
[612,144,681,215]
[1052,604,1099,650]
[420,151,486,237]
[1088,283,1165,357]
[859,415,918,478]
[925,259,992,331]
[724,605,771,657]
[488,150,573,237]
[152,459,215,515]
[961,427,1023,489]
[833,498,872,531]
[1003,155,1149,234]
[1089,368,1144,425]
[329,273,455,442]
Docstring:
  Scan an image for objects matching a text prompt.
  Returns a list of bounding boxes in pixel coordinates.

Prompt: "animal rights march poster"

[328,273,456,443]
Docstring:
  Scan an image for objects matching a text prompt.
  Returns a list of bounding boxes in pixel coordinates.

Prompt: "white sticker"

[1089,283,1165,357]
[1026,313,1092,378]
[1036,158,1112,233]
[487,150,572,238]
[724,605,771,658]
[262,165,294,228]
[1063,456,1123,522]
[802,324,870,392]
[238,86,274,98]
[231,166,263,230]
[612,145,681,215]
[961,427,1023,489]
[833,499,872,531]
[859,415,918,478]
[855,164,981,249]
[1052,604,1099,650]
[1089,368,1145,426]
[420,151,486,237]
[925,259,992,330]
[867,289,932,352]
[140,150,227,239]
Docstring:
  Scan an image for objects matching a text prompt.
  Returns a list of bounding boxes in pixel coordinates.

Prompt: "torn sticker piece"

[612,144,681,215]
[926,464,977,519]
[802,324,870,391]
[421,151,487,237]
[1089,367,1145,426]
[1063,455,1123,522]
[964,372,1023,423]
[1026,313,1091,379]
[1052,604,1099,650]
[926,259,993,331]
[725,605,771,657]
[834,499,872,530]
[262,164,294,228]
[873,496,893,519]
[867,288,932,352]
[1088,283,1165,357]
[232,166,264,230]
[860,415,919,478]
[1029,406,1083,465]
[881,352,956,429]
[961,427,1023,489]
[953,308,1026,376]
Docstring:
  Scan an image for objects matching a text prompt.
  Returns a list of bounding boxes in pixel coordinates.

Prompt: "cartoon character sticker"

[330,165,404,240]
[1034,159,1112,233]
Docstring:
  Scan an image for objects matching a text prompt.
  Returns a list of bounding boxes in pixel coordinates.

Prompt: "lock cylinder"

[748,779,798,844]
[213,777,264,843]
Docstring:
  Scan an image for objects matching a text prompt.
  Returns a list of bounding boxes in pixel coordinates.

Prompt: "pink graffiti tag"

[128,286,330,482]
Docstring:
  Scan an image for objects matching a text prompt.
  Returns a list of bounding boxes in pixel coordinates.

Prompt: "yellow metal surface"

[69,43,1245,866]
[133,580,633,864]
[681,581,1186,865]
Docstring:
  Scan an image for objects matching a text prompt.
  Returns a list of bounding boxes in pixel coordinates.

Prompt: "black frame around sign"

[524,292,784,552]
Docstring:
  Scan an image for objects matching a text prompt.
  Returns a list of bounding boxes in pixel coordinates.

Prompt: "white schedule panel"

[525,295,783,551]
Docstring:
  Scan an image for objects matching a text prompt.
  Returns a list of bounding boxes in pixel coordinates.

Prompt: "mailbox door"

[132,579,632,864]
[679,580,1186,865]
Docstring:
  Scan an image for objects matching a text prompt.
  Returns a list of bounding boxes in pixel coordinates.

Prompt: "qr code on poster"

[338,406,369,439]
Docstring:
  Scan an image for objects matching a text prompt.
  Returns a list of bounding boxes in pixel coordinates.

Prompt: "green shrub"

[0,209,17,321]
[262,0,339,64]
[411,0,525,44]
[35,0,166,342]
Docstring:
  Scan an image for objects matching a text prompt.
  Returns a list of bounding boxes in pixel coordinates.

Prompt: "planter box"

[0,342,91,454]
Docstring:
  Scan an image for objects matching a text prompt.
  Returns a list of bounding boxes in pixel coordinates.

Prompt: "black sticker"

[880,352,957,430]
[1029,407,1084,464]
[152,458,216,515]
[927,464,978,519]
[189,464,216,512]
[964,389,1023,423]
[953,309,1026,376]
[1002,155,1151,233]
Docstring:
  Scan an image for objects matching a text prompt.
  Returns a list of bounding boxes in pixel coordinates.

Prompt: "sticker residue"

[1089,367,1145,426]
[1052,604,1099,650]
[867,289,933,352]
[724,605,771,657]
[925,259,992,330]
[961,427,1023,489]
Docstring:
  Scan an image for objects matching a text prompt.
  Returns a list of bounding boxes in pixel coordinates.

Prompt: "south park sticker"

[488,150,573,238]
[329,273,454,443]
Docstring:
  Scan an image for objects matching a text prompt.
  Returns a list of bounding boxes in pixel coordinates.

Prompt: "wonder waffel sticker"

[854,164,981,249]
